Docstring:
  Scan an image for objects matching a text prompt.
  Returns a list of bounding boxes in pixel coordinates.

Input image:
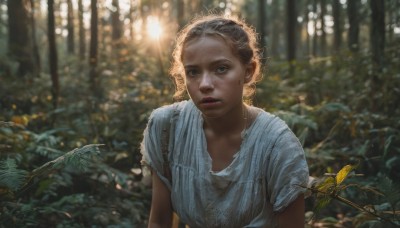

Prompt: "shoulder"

[252,107,291,136]
[148,101,188,125]
[248,107,302,154]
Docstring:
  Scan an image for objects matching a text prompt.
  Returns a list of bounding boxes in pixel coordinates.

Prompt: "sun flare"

[147,16,162,40]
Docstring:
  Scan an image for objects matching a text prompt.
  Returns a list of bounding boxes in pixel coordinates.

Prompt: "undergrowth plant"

[306,164,400,227]
[0,121,150,227]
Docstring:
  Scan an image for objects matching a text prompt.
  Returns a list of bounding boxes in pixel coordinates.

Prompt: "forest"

[0,0,399,227]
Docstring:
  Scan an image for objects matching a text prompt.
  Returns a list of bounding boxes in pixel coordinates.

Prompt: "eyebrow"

[183,59,232,68]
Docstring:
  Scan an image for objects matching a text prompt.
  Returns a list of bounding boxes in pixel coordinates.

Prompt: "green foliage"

[306,165,400,227]
[256,43,400,226]
[0,158,28,191]
[0,32,168,226]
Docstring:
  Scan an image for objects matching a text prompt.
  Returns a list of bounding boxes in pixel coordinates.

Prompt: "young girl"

[141,15,309,228]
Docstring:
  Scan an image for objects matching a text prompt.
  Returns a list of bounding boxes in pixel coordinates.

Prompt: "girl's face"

[182,36,254,119]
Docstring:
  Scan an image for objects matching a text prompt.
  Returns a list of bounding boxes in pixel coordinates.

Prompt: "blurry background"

[0,0,399,227]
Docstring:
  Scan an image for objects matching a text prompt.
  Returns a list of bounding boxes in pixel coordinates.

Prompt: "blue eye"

[216,65,229,74]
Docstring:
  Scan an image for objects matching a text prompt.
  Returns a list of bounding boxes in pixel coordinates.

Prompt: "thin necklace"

[241,104,248,139]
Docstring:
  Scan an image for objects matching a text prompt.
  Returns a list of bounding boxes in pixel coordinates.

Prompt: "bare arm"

[148,173,173,228]
[277,194,305,228]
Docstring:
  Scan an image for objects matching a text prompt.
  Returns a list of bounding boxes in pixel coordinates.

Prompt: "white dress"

[141,100,309,228]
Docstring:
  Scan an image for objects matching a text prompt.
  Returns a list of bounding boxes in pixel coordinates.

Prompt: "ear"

[244,61,256,83]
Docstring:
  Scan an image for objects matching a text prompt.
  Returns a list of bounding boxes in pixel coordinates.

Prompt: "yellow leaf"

[11,115,29,126]
[317,177,335,193]
[336,165,354,185]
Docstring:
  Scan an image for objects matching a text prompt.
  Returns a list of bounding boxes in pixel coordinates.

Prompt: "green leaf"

[0,159,28,191]
[31,144,103,177]
[336,164,354,185]
[314,196,332,212]
[319,102,351,113]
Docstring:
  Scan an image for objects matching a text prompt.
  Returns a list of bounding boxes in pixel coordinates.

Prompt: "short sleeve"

[266,127,309,212]
[140,106,173,190]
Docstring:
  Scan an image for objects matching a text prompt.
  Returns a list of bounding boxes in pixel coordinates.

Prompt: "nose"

[199,72,214,93]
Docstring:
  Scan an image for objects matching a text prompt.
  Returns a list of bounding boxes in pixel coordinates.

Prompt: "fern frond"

[31,144,103,178]
[0,159,28,191]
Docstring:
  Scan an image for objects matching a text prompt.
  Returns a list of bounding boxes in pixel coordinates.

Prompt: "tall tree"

[67,0,75,54]
[295,0,305,59]
[258,0,267,64]
[129,0,134,40]
[304,0,311,57]
[30,0,41,75]
[48,0,59,108]
[396,1,400,43]
[177,0,185,29]
[369,0,385,112]
[311,0,318,57]
[332,0,342,54]
[270,0,282,59]
[0,1,2,28]
[287,0,297,74]
[89,0,99,95]
[78,0,86,60]
[370,0,385,69]
[111,0,123,41]
[7,0,35,77]
[347,0,360,53]
[319,0,326,56]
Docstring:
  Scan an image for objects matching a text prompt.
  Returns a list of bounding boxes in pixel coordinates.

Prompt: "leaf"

[336,164,355,185]
[317,176,336,193]
[319,102,351,113]
[0,159,28,191]
[31,144,103,177]
[314,196,332,212]
[360,186,385,196]
[11,115,29,126]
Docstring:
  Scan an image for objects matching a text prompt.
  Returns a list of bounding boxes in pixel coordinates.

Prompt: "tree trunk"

[370,0,385,69]
[319,0,326,56]
[48,0,59,109]
[30,0,41,76]
[270,0,280,58]
[396,1,400,43]
[296,0,304,59]
[311,0,318,57]
[369,0,385,112]
[89,0,99,95]
[129,0,134,40]
[287,0,297,74]
[177,0,185,29]
[7,0,35,77]
[111,0,122,41]
[78,0,86,60]
[0,1,2,27]
[347,0,360,53]
[304,0,310,58]
[258,0,267,64]
[332,0,342,54]
[67,0,75,54]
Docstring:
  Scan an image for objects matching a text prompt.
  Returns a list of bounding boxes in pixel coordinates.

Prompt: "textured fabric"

[141,100,309,228]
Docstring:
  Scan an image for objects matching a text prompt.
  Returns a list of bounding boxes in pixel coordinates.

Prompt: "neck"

[203,104,248,136]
